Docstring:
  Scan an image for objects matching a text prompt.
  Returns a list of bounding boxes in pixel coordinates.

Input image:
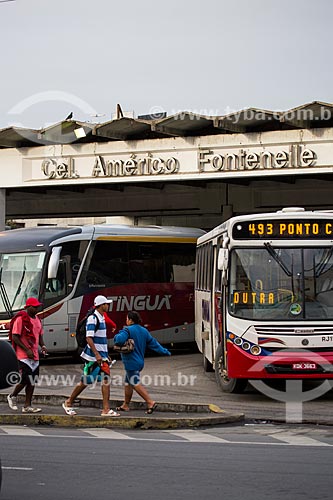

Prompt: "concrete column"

[0,189,5,231]
[222,204,233,222]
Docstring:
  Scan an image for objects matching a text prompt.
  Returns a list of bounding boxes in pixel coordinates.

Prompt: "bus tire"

[202,342,214,372]
[215,343,247,393]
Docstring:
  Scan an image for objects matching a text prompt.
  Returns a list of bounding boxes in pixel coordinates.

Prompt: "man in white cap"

[62,295,120,417]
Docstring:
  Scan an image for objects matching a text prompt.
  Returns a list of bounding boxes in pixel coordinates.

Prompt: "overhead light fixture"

[74,127,86,139]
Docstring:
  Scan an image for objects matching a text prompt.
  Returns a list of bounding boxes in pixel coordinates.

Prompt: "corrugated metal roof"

[1,100,333,148]
[0,126,40,148]
[152,112,217,136]
[94,117,157,140]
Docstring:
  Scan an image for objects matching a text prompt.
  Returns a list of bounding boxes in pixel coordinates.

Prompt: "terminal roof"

[1,100,333,148]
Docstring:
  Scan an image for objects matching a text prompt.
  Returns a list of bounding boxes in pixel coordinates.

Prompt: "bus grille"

[254,325,333,336]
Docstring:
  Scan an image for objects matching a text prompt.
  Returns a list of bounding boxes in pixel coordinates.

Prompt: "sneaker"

[7,395,18,411]
[22,407,42,413]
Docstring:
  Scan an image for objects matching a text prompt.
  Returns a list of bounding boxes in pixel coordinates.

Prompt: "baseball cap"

[25,297,43,308]
[94,295,112,307]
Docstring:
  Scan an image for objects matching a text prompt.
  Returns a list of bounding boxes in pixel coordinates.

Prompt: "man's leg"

[65,381,87,407]
[10,382,25,398]
[7,382,25,410]
[24,384,34,408]
[133,383,155,408]
[101,378,111,414]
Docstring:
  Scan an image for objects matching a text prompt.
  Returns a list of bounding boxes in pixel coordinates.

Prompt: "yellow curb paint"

[208,404,225,413]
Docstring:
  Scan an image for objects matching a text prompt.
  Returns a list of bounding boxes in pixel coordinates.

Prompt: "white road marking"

[252,426,332,447]
[0,426,42,436]
[267,431,331,447]
[165,429,229,443]
[83,428,134,439]
[0,426,331,446]
[2,467,33,471]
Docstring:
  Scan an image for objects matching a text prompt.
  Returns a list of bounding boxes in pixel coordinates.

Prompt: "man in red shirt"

[7,297,47,413]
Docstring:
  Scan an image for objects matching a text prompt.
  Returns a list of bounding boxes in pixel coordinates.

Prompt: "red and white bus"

[195,208,333,392]
[0,224,204,354]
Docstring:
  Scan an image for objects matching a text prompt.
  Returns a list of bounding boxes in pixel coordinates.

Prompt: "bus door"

[214,241,224,364]
[201,242,215,371]
[42,256,71,353]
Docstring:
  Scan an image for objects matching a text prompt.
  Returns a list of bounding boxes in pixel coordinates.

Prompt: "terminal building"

[1,100,333,231]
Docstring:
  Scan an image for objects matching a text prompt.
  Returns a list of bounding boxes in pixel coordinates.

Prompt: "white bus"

[0,224,204,354]
[195,208,333,392]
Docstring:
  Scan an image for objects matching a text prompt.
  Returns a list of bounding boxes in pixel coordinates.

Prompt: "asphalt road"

[30,351,333,425]
[1,424,332,500]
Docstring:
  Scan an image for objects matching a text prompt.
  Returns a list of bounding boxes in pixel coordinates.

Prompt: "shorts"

[18,361,39,386]
[81,361,110,385]
[125,370,141,386]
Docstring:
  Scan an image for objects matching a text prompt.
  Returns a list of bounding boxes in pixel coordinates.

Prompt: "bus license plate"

[292,363,317,370]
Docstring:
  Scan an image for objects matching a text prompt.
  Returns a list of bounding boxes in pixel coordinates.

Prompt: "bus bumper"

[227,343,333,379]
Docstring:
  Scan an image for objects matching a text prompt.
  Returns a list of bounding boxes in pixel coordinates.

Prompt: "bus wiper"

[11,258,26,308]
[0,268,13,318]
[264,242,292,277]
[314,247,333,277]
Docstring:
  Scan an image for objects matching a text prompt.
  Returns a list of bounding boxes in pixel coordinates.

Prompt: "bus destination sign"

[232,219,333,240]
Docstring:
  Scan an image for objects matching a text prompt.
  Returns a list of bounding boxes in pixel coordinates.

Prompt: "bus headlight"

[250,345,261,356]
[234,337,243,346]
[242,342,250,351]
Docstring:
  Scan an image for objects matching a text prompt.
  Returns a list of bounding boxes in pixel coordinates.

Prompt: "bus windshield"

[0,251,45,313]
[229,247,333,321]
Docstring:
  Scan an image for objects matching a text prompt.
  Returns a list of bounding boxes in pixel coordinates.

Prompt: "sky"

[0,0,333,129]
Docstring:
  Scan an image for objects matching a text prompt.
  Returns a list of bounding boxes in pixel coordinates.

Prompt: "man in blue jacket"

[114,311,171,413]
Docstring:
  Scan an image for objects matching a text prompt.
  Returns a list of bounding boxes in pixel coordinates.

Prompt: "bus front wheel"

[215,344,247,393]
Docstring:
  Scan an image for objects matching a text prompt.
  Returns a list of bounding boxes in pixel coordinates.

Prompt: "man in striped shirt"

[62,295,120,417]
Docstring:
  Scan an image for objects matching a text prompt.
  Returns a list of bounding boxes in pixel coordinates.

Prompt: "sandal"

[145,403,158,414]
[116,406,130,412]
[62,402,77,416]
[101,409,120,417]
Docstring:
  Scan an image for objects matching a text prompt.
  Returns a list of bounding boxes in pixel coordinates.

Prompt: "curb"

[0,393,244,429]
[0,413,245,430]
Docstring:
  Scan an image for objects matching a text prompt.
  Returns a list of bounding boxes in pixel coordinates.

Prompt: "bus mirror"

[218,248,229,271]
[48,246,62,279]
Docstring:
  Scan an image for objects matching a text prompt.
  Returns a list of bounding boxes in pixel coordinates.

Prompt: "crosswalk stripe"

[0,426,331,446]
[83,428,134,439]
[0,426,42,436]
[165,429,229,443]
[267,431,331,447]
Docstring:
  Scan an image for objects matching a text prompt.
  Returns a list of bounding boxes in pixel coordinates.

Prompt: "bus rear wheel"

[215,344,247,393]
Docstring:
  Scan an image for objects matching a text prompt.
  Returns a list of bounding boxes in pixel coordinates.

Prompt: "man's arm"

[86,315,102,363]
[86,337,102,364]
[12,334,34,359]
[38,333,47,356]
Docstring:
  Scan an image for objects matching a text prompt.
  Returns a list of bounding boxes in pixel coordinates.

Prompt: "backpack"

[75,308,100,348]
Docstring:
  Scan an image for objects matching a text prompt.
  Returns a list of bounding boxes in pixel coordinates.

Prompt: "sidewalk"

[1,352,332,427]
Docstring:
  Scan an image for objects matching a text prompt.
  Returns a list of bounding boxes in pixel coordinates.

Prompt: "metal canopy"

[94,117,156,140]
[38,120,97,145]
[1,101,333,148]
[280,101,333,128]
[215,108,283,133]
[152,112,217,136]
[0,127,40,148]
